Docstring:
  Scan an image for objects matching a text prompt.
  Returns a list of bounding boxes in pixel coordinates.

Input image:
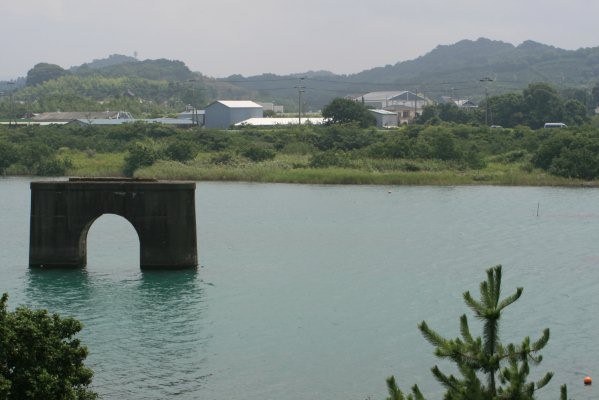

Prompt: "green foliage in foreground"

[0,293,97,400]
[385,266,568,400]
[2,121,599,183]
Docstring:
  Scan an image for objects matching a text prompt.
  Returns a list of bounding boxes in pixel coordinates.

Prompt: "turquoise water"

[1,178,598,399]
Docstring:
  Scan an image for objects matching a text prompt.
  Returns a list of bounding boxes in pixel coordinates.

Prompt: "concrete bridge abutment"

[29,178,197,269]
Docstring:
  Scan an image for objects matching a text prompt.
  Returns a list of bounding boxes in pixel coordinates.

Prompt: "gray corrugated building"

[368,109,398,128]
[204,100,263,129]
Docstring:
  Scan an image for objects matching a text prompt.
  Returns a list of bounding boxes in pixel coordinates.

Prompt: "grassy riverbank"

[60,149,592,187]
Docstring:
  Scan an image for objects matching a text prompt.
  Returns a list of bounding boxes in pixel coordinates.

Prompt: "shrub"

[0,293,97,399]
[165,141,197,162]
[549,146,599,180]
[37,157,73,176]
[0,142,18,173]
[210,152,235,165]
[123,142,159,176]
[240,146,276,162]
[309,151,348,168]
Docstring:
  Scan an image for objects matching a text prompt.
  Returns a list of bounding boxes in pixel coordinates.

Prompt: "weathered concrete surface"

[29,178,197,269]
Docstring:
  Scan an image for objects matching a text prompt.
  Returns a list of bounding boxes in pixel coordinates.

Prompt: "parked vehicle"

[543,122,568,128]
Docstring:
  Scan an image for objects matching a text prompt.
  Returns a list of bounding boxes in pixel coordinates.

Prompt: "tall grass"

[67,150,598,187]
[60,149,126,177]
[134,158,596,186]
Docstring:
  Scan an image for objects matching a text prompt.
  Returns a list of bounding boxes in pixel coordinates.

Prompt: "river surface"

[1,177,598,399]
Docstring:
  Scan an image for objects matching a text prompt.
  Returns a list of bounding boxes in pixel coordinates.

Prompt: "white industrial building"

[204,100,263,129]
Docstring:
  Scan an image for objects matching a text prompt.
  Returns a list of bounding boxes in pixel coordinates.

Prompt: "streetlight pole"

[295,77,305,125]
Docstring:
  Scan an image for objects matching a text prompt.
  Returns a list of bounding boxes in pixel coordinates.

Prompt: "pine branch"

[385,376,428,400]
[463,291,485,317]
[459,315,474,344]
[536,371,553,389]
[386,376,405,400]
[560,384,568,400]
[531,328,550,352]
[497,287,523,311]
[418,321,447,348]
[411,384,426,400]
[431,366,459,391]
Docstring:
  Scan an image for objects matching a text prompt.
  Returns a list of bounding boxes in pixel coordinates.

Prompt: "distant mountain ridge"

[221,38,599,108]
[349,38,589,85]
[4,38,599,114]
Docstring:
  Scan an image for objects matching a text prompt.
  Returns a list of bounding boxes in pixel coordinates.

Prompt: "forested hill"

[2,56,226,117]
[220,38,599,109]
[72,57,195,81]
[70,54,138,71]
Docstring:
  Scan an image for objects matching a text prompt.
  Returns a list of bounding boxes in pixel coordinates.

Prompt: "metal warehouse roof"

[70,118,131,125]
[369,109,397,115]
[215,100,263,108]
[69,118,194,126]
[32,111,133,121]
[355,91,426,102]
[235,117,325,126]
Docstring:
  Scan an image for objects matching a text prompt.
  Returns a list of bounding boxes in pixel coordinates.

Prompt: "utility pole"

[186,79,205,126]
[7,81,16,127]
[413,88,418,122]
[295,77,305,125]
[480,77,493,126]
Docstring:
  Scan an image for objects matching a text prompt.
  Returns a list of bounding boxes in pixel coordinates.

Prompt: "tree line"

[417,82,596,128]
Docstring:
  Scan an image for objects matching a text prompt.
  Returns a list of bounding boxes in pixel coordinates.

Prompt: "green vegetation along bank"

[2,120,599,186]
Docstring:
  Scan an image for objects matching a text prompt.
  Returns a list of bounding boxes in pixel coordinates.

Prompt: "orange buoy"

[583,376,592,385]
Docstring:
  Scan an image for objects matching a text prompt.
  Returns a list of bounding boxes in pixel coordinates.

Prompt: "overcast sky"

[1,0,598,80]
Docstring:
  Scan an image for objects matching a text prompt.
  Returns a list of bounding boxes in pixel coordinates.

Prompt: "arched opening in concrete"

[30,179,197,269]
[83,214,140,271]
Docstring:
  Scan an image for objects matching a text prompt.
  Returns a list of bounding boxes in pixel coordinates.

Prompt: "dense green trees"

[419,83,589,128]
[25,63,69,87]
[488,93,525,128]
[532,132,599,180]
[0,293,97,399]
[522,83,564,128]
[1,57,211,119]
[322,98,376,127]
[8,75,200,117]
[386,265,567,400]
[490,83,588,128]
